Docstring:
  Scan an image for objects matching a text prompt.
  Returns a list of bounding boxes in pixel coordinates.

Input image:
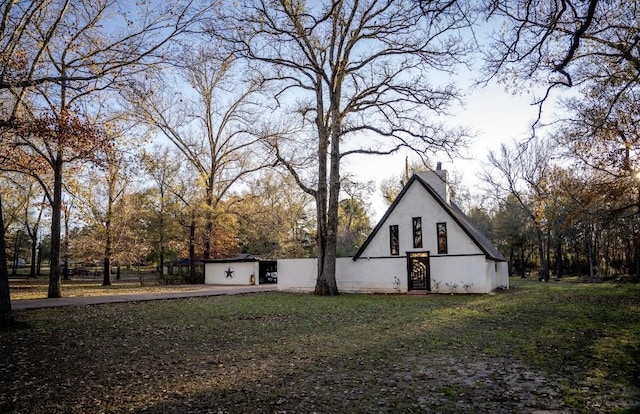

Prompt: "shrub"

[160,267,204,285]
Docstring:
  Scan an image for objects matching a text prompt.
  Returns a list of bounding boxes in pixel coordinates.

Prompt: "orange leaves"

[25,108,105,154]
[0,107,111,178]
[2,148,50,176]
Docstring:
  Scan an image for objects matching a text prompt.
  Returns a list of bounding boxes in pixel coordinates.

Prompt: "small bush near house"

[160,268,204,285]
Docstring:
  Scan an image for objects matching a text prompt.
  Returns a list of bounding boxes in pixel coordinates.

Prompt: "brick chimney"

[417,162,451,204]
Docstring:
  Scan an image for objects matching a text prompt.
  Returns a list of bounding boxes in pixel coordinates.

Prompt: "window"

[412,217,422,248]
[437,222,447,254]
[389,225,399,256]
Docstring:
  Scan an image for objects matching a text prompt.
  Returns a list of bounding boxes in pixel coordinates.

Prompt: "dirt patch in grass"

[1,279,639,413]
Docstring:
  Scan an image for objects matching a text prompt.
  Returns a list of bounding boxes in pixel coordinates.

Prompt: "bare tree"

[0,0,208,299]
[479,0,640,280]
[559,86,640,201]
[380,158,435,205]
[127,49,273,260]
[142,145,185,276]
[165,169,205,282]
[556,86,640,278]
[484,138,555,280]
[216,0,473,294]
[72,140,133,286]
[4,176,45,279]
[337,176,373,257]
[0,0,208,126]
[233,172,315,258]
[482,0,639,130]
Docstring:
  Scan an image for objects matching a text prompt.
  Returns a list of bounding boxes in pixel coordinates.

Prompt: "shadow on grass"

[1,279,638,413]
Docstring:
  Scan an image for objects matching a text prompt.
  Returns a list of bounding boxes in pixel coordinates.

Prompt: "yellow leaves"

[0,141,50,176]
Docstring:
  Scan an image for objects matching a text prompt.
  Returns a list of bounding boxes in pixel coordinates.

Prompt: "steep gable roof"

[353,173,505,261]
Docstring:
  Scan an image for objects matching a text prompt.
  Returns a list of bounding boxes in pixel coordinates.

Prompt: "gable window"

[437,222,448,254]
[389,225,399,256]
[412,217,422,248]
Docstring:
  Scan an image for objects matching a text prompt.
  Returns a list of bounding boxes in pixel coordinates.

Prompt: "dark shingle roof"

[202,253,274,263]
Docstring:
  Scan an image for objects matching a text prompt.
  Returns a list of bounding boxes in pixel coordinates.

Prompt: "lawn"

[8,277,201,300]
[1,278,638,413]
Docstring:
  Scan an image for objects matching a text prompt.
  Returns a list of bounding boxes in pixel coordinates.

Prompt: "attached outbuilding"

[204,254,277,286]
[278,164,508,294]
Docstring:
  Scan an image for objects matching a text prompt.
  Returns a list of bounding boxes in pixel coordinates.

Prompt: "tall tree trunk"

[314,185,337,295]
[159,199,165,276]
[103,256,111,286]
[588,225,595,279]
[555,235,564,278]
[633,243,640,282]
[28,194,44,278]
[536,227,548,281]
[626,234,633,277]
[546,228,551,278]
[48,156,63,298]
[520,244,525,278]
[604,233,611,279]
[102,217,111,286]
[0,194,16,329]
[62,203,70,281]
[189,214,196,283]
[314,93,340,296]
[63,260,69,281]
[313,82,330,295]
[203,219,212,260]
[30,235,37,278]
[594,225,601,279]
[11,232,19,275]
[635,188,640,281]
[574,241,580,275]
[37,243,42,276]
[203,186,214,260]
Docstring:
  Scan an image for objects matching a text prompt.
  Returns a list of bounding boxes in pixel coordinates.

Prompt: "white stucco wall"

[337,257,408,293]
[429,255,489,293]
[277,256,510,294]
[205,261,259,285]
[278,257,408,293]
[359,182,483,259]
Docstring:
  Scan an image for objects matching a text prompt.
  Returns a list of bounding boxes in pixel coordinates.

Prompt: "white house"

[277,164,509,294]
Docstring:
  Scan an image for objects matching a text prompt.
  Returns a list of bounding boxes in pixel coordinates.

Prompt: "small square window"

[389,225,399,256]
[437,222,447,254]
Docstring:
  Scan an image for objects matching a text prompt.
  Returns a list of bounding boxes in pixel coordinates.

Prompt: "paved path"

[11,284,278,311]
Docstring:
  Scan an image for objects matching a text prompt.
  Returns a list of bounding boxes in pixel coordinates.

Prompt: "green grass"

[1,278,638,413]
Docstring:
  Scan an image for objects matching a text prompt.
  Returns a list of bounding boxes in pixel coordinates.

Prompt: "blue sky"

[344,77,557,221]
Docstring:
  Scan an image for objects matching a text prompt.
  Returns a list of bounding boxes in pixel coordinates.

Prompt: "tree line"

[1,0,638,328]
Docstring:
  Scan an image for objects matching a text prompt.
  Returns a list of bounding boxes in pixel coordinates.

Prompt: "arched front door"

[407,252,430,291]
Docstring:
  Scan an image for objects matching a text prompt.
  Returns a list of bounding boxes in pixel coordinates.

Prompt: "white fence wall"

[496,261,509,290]
[278,257,407,293]
[276,259,317,292]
